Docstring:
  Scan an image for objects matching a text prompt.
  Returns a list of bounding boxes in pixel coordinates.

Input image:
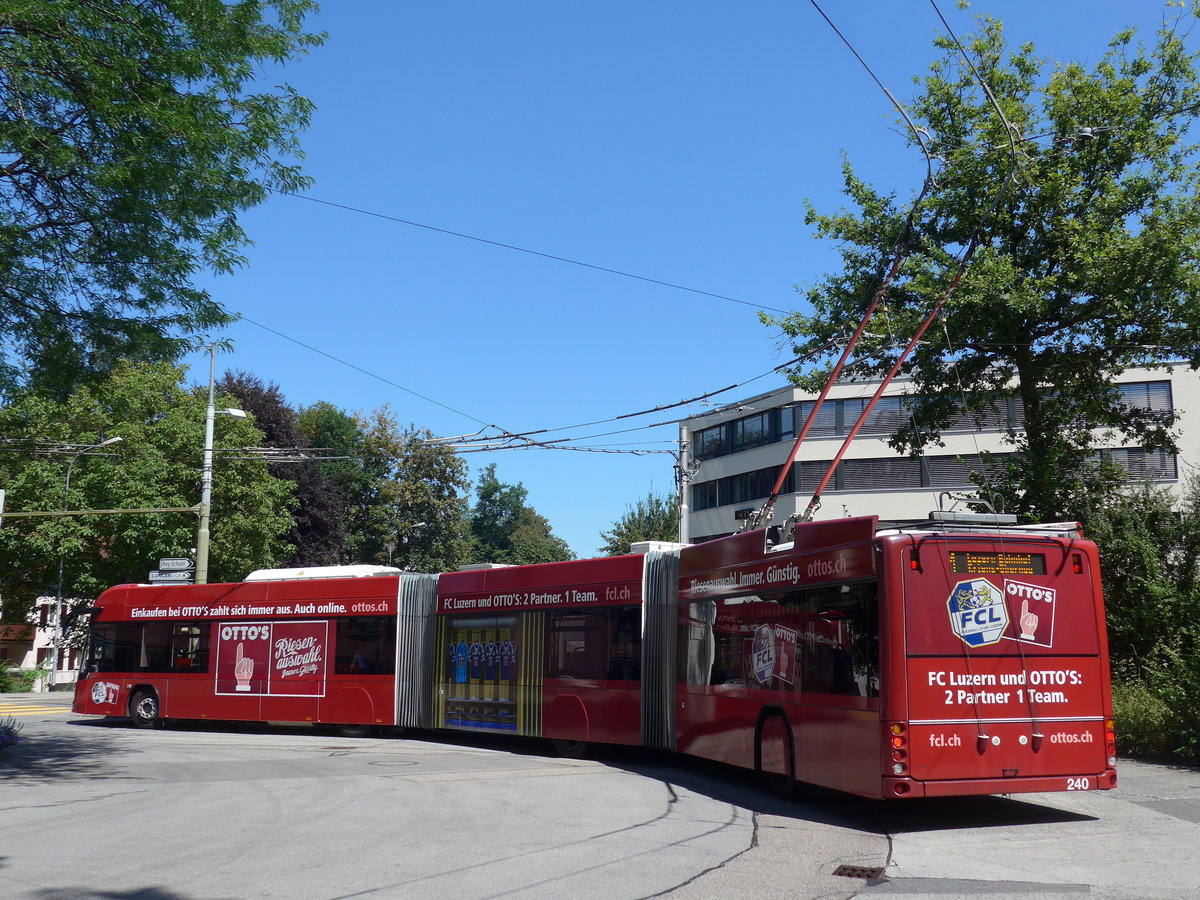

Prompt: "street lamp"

[50,436,123,688]
[195,344,245,586]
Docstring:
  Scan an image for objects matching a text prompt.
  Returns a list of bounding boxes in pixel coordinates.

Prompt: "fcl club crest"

[750,625,776,685]
[947,578,1008,647]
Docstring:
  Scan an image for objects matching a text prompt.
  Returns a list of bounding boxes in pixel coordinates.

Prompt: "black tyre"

[552,738,590,759]
[759,713,799,799]
[335,723,376,738]
[768,768,801,800]
[129,690,163,729]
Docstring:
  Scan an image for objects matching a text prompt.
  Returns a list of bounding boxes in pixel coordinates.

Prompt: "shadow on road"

[33,716,1097,837]
[31,889,190,900]
[3,719,138,785]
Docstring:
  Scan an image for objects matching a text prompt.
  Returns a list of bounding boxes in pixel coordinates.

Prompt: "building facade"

[0,597,81,691]
[679,365,1196,543]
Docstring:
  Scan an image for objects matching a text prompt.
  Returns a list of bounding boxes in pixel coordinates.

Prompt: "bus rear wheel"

[129,690,163,729]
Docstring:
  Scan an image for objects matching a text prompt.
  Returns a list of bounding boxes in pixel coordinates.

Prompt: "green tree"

[220,372,347,567]
[468,463,574,565]
[598,490,679,556]
[769,9,1200,521]
[346,406,473,573]
[0,360,295,620]
[0,0,322,398]
[1081,481,1192,665]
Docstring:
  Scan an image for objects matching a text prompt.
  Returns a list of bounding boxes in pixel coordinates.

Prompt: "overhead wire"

[439,350,827,447]
[238,315,812,459]
[269,189,793,315]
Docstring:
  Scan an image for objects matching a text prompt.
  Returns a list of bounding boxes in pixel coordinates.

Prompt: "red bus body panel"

[433,555,645,746]
[73,576,403,727]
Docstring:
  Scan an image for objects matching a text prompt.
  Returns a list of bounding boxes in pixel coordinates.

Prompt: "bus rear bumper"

[883,768,1118,798]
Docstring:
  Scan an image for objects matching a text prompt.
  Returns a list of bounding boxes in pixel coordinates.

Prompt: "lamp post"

[195,344,245,586]
[50,436,123,688]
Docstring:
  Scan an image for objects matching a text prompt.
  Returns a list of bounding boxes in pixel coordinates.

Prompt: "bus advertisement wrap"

[215,620,328,697]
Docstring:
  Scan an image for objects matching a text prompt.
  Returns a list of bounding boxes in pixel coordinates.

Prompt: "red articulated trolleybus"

[74,512,1116,800]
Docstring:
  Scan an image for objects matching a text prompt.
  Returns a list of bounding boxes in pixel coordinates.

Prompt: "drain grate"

[833,865,886,880]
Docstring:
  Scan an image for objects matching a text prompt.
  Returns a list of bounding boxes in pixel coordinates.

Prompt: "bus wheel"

[552,738,590,759]
[759,714,798,799]
[129,690,163,729]
[335,724,377,738]
[768,769,801,800]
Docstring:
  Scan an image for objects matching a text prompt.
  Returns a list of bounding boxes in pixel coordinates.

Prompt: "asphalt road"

[2,692,1198,900]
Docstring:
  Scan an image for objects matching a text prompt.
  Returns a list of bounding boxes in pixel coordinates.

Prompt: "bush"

[1112,673,1175,759]
[0,715,22,753]
[0,664,44,693]
[1111,644,1200,765]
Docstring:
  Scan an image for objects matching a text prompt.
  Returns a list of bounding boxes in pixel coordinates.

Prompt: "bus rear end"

[882,526,1117,798]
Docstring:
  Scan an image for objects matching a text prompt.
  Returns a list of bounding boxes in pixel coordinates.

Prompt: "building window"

[692,480,720,511]
[695,425,727,460]
[841,457,923,491]
[731,411,772,453]
[1100,448,1177,481]
[1119,381,1172,412]
[794,400,839,437]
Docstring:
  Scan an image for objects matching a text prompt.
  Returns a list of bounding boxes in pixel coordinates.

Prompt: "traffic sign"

[148,569,194,583]
[158,557,195,571]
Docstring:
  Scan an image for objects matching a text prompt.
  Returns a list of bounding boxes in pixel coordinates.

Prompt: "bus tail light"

[1072,553,1084,574]
[888,722,908,775]
[1105,718,1117,767]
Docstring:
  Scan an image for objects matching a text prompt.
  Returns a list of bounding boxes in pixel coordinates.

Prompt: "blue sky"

[183,1,1184,557]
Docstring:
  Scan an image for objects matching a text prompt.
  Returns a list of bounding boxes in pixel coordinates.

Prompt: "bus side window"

[171,623,209,672]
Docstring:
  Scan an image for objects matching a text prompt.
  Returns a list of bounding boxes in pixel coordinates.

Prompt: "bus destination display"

[948,550,1046,575]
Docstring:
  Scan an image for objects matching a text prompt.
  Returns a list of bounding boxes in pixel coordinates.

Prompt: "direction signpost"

[149,557,195,584]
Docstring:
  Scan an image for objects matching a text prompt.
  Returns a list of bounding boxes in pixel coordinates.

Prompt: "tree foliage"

[0,360,294,619]
[345,407,473,573]
[219,371,346,567]
[598,489,678,556]
[468,463,574,565]
[770,9,1200,521]
[0,0,322,398]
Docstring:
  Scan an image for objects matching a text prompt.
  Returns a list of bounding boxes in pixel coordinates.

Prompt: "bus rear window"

[949,550,1046,575]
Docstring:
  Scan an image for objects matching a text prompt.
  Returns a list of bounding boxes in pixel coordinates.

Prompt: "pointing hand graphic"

[1019,599,1039,641]
[234,642,254,691]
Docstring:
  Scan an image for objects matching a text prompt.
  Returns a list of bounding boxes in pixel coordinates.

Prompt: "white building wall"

[681,365,1196,542]
[0,597,80,691]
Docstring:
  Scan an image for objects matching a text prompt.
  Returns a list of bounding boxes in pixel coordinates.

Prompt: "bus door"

[899,536,1114,794]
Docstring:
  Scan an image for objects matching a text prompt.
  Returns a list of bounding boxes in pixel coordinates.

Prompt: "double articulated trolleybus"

[74,514,1117,799]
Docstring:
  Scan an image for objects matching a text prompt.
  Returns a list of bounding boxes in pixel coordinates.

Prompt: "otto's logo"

[750,625,776,684]
[947,578,1008,647]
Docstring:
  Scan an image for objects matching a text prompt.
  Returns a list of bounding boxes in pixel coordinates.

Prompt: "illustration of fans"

[234,642,254,691]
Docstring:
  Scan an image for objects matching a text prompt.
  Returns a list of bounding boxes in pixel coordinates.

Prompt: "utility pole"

[194,344,244,585]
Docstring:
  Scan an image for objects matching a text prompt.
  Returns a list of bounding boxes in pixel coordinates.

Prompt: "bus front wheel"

[552,738,590,759]
[129,690,163,729]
